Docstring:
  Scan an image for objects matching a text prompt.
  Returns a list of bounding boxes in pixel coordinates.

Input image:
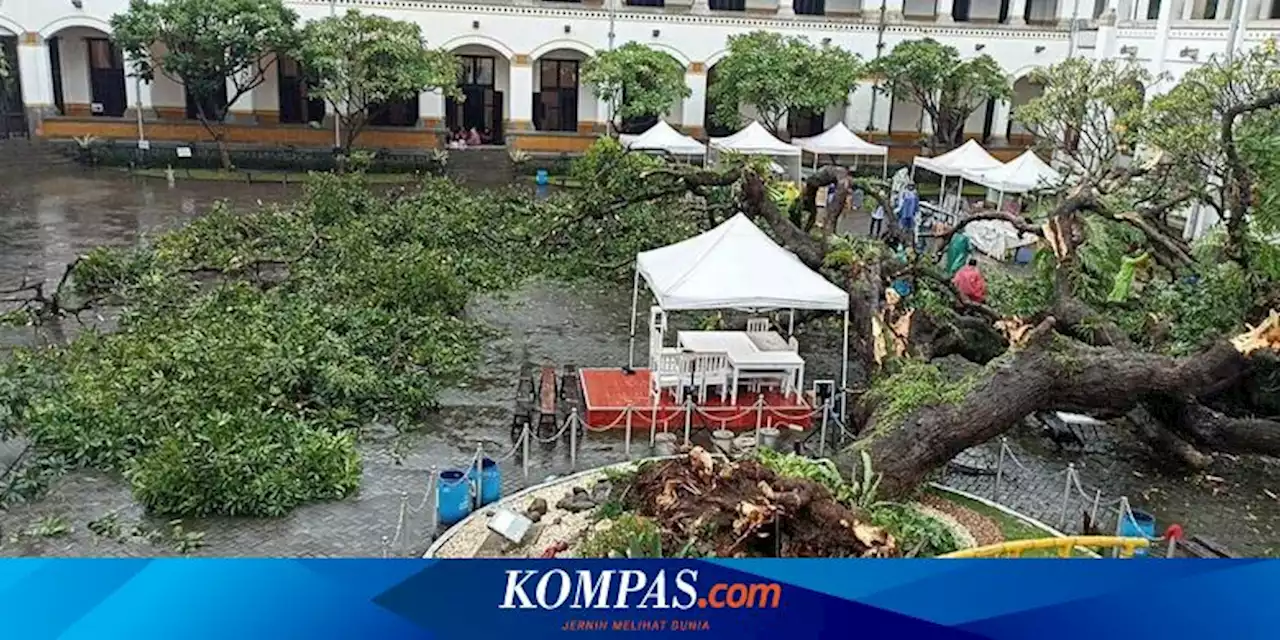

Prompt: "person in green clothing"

[943,230,972,277]
[1108,245,1152,303]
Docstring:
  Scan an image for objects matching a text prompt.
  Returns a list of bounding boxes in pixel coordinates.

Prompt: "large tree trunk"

[838,321,1265,499]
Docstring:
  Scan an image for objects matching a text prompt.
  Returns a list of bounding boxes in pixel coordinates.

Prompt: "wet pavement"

[0,168,1276,557]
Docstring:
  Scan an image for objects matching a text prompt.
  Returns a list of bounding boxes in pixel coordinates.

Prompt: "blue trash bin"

[467,457,502,507]
[535,169,549,186]
[436,469,472,527]
[1119,509,1156,556]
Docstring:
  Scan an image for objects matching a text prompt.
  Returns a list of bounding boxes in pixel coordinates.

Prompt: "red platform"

[579,367,814,432]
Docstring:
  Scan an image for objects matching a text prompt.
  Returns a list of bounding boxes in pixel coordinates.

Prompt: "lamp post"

[607,0,618,136]
[866,0,889,131]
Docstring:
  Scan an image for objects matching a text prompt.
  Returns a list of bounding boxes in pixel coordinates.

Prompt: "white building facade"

[0,0,1276,154]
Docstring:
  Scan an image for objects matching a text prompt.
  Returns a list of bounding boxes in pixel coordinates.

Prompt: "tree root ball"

[622,448,898,558]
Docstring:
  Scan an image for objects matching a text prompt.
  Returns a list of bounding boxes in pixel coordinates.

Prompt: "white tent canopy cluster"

[791,123,889,178]
[629,213,851,398]
[964,149,1064,196]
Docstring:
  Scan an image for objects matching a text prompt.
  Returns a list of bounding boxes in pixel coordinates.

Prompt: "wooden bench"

[537,365,559,436]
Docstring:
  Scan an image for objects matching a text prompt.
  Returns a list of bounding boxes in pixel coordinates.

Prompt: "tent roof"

[619,120,706,156]
[636,213,848,311]
[709,121,801,157]
[791,122,888,157]
[913,139,1003,177]
[962,150,1064,194]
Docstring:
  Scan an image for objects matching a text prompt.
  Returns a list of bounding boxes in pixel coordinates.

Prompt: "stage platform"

[579,367,815,432]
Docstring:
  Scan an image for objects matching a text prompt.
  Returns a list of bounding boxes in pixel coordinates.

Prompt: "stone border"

[423,460,1092,558]
[928,482,1102,558]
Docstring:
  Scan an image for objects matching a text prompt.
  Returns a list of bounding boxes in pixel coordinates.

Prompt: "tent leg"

[628,267,640,369]
[840,308,850,423]
[788,309,795,337]
[882,156,888,180]
[996,191,1004,212]
[939,175,946,204]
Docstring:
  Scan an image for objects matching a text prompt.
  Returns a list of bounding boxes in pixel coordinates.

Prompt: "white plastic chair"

[689,352,731,403]
[651,349,690,403]
[746,317,770,333]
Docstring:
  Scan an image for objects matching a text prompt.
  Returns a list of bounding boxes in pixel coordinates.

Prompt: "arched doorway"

[702,62,733,138]
[45,26,127,118]
[533,48,588,133]
[448,44,510,143]
[1007,76,1045,143]
[0,31,25,137]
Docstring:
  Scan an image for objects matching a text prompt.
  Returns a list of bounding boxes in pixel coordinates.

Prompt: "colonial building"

[0,0,1276,156]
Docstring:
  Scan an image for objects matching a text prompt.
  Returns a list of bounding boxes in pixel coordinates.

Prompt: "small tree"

[112,0,300,169]
[708,31,861,136]
[299,10,460,153]
[581,43,690,135]
[869,39,1010,153]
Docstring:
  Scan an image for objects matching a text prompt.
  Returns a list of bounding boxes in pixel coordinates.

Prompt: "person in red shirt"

[952,258,987,305]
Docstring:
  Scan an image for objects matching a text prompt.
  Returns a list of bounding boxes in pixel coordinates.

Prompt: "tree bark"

[839,320,1255,499]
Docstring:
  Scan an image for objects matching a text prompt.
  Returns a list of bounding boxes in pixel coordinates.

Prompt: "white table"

[676,331,805,404]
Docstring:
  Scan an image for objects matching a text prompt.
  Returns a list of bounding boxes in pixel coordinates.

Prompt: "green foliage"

[578,513,665,558]
[299,10,460,151]
[581,43,690,131]
[864,360,976,429]
[26,515,72,538]
[1018,57,1151,168]
[708,31,861,133]
[111,0,300,122]
[868,39,1009,149]
[985,250,1055,318]
[823,235,885,271]
[753,448,880,509]
[867,503,959,557]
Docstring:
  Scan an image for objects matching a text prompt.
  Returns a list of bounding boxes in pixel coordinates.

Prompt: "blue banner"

[3,559,1276,639]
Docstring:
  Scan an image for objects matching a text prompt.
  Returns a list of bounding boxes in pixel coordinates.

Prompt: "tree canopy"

[707,31,861,135]
[868,39,1010,152]
[581,43,690,135]
[298,10,460,152]
[111,0,301,168]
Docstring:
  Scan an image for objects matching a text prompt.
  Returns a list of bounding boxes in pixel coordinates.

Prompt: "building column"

[682,64,707,137]
[1212,0,1228,18]
[778,0,796,16]
[691,0,710,13]
[1095,8,1120,59]
[124,76,155,121]
[936,0,955,21]
[844,84,873,131]
[882,0,906,19]
[420,90,444,129]
[226,73,256,124]
[990,99,1012,143]
[867,85,892,133]
[1179,0,1196,19]
[17,33,52,134]
[509,54,534,132]
[1008,0,1028,23]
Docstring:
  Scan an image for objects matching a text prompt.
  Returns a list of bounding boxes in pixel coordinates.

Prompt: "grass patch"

[928,488,1096,557]
[125,168,421,184]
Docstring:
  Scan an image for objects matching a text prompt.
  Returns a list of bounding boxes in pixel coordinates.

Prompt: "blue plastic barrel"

[436,469,472,527]
[1119,509,1156,556]
[467,457,502,507]
[535,169,549,186]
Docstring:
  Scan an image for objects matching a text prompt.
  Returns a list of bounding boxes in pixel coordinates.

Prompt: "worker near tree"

[952,258,987,305]
[943,228,972,277]
[1108,245,1152,303]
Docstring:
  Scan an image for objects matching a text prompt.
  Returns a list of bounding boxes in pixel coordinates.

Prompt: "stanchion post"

[624,405,633,458]
[818,399,830,456]
[475,443,484,507]
[683,397,693,446]
[649,404,658,447]
[755,397,764,449]
[429,465,439,538]
[994,437,1007,503]
[569,409,578,470]
[522,422,530,479]
[1058,463,1075,529]
[1090,488,1101,525]
[1113,496,1129,558]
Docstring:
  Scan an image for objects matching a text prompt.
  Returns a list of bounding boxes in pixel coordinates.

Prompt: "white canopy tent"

[791,122,890,178]
[628,213,851,402]
[619,120,707,158]
[962,149,1064,206]
[912,140,1004,209]
[710,122,803,183]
